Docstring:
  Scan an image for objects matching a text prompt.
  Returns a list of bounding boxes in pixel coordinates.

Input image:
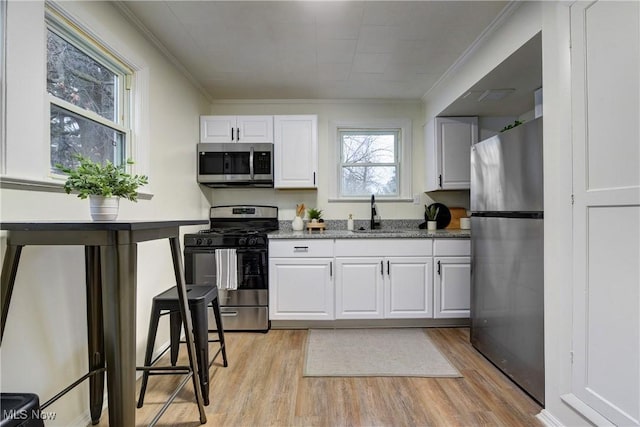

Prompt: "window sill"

[0,175,154,200]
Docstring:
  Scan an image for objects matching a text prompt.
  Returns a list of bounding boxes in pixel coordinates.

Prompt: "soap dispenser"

[347,214,354,231]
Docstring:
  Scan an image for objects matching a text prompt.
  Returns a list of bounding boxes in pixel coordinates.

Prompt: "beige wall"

[0,1,210,425]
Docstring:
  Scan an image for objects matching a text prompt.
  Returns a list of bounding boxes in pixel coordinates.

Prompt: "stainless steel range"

[184,205,278,332]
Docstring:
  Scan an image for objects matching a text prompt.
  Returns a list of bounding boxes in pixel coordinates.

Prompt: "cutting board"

[446,207,467,229]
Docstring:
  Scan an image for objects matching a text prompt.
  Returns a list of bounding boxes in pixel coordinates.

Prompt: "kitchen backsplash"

[278,219,424,232]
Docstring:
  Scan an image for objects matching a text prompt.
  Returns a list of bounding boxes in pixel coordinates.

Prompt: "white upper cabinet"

[200,115,273,143]
[425,116,478,191]
[274,115,318,189]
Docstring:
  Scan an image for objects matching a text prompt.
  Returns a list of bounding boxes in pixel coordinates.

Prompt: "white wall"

[205,100,469,222]
[0,1,210,425]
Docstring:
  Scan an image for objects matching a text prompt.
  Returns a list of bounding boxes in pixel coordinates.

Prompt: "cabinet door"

[200,116,236,143]
[269,258,333,320]
[436,117,478,190]
[335,257,384,319]
[236,116,273,143]
[434,257,470,318]
[274,115,318,188]
[200,116,273,143]
[384,257,433,318]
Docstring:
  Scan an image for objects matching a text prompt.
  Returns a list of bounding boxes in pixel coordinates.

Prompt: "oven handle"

[249,147,254,180]
[221,311,239,317]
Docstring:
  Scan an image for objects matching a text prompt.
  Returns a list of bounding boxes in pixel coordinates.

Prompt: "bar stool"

[137,285,228,407]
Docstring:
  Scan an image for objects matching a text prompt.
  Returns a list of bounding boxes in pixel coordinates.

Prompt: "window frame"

[329,119,413,202]
[45,5,133,175]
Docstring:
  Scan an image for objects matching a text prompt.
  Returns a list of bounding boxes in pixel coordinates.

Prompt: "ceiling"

[120,1,511,101]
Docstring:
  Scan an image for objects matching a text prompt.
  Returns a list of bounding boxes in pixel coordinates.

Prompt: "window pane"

[47,30,117,122]
[341,132,396,164]
[50,105,125,171]
[341,166,397,196]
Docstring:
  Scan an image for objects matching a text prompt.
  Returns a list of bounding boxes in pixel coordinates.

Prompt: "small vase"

[292,216,304,231]
[427,221,437,231]
[89,195,119,221]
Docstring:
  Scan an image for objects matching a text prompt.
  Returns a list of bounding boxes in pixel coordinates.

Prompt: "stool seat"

[137,285,228,408]
[0,393,44,427]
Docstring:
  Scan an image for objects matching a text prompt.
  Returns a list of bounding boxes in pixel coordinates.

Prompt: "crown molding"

[112,1,213,104]
[211,98,423,105]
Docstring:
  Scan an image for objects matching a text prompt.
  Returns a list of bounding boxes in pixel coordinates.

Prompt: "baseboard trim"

[536,409,564,427]
[270,318,470,329]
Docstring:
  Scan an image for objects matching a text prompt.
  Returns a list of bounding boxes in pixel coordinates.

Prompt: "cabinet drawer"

[335,239,432,257]
[433,239,470,256]
[269,239,334,257]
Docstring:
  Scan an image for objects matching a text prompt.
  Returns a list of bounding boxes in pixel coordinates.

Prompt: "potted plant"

[425,204,439,231]
[307,208,323,223]
[56,155,148,221]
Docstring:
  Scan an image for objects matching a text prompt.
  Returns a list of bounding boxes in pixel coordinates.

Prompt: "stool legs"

[169,311,181,366]
[137,301,161,408]
[211,299,228,367]
[192,302,210,406]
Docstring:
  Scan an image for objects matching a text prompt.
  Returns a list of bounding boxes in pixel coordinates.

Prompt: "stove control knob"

[248,237,258,246]
[238,237,247,246]
[207,238,213,245]
[196,238,203,246]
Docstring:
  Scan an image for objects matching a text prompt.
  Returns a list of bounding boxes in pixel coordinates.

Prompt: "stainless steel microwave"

[197,143,274,187]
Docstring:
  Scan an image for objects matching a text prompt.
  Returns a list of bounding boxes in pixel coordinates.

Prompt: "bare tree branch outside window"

[340,130,399,196]
[47,29,126,171]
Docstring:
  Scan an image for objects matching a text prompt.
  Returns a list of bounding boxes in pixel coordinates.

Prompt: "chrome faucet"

[370,194,381,229]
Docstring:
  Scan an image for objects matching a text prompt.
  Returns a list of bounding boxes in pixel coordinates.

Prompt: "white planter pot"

[427,221,438,231]
[89,195,119,221]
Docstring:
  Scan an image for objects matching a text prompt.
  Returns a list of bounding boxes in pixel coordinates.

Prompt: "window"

[46,12,132,172]
[340,129,399,196]
[330,119,412,201]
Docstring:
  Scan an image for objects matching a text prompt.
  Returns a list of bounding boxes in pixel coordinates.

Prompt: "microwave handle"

[249,146,254,179]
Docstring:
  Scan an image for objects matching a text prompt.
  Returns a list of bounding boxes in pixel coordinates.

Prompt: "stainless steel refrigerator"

[470,117,544,405]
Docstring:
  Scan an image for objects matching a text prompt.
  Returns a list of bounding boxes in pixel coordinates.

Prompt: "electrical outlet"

[413,194,420,205]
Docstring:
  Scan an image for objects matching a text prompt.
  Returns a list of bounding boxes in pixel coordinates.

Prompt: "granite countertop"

[268,228,470,239]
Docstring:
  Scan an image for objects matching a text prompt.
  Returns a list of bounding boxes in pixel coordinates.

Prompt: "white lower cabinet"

[335,258,384,319]
[385,257,433,318]
[433,239,471,319]
[269,237,470,321]
[334,239,433,320]
[269,240,334,320]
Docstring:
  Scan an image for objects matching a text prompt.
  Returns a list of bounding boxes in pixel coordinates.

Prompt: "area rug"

[303,328,462,377]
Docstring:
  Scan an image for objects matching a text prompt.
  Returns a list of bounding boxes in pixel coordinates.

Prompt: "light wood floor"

[98,328,542,426]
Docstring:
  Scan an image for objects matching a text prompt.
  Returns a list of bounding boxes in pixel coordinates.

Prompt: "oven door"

[184,247,268,304]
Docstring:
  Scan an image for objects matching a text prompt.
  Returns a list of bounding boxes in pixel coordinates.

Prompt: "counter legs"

[85,246,105,425]
[100,242,137,426]
[169,237,207,424]
[1,244,22,343]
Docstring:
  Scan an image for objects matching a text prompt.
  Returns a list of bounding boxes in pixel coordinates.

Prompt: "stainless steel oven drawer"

[216,306,268,331]
[218,289,267,306]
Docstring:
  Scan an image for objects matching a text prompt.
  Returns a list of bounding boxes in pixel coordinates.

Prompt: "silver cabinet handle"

[387,260,390,276]
[330,261,333,277]
[293,246,309,252]
[380,260,383,275]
